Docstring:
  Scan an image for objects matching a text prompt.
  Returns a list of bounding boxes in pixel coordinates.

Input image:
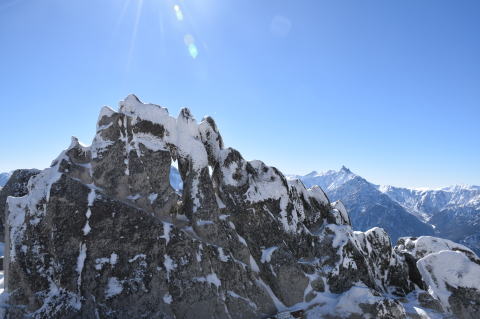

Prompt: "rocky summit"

[2,95,480,319]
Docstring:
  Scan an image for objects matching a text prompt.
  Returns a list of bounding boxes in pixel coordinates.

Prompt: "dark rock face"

[0,169,39,240]
[3,95,480,319]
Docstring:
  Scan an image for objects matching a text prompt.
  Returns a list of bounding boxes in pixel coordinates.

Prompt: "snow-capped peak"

[294,166,357,191]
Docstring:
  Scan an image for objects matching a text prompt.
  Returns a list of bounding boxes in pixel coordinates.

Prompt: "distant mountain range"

[288,167,480,253]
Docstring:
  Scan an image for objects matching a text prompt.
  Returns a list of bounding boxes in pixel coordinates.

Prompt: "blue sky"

[0,0,479,188]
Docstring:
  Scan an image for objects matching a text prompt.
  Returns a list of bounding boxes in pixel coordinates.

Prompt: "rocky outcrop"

[2,95,479,318]
[395,236,480,319]
[0,169,39,240]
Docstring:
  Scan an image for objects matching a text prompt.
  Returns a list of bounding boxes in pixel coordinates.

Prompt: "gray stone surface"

[0,169,39,240]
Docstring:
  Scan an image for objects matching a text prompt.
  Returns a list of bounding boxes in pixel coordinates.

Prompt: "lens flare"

[173,4,183,21]
[183,34,194,46]
[188,44,198,59]
[183,34,198,59]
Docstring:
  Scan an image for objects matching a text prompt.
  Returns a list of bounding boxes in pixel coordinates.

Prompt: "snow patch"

[164,254,177,280]
[148,193,158,204]
[163,293,173,304]
[105,277,123,298]
[261,246,278,263]
[160,222,173,245]
[76,243,87,290]
[193,273,221,288]
[249,255,260,272]
[217,247,230,262]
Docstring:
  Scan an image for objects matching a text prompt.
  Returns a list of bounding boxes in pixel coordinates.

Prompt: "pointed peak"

[119,94,143,112]
[179,107,194,121]
[306,170,318,176]
[340,165,351,173]
[124,93,141,104]
[67,136,88,150]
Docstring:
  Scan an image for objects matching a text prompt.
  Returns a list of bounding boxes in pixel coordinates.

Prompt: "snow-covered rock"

[395,236,480,318]
[2,95,479,319]
[417,251,480,317]
[0,169,40,241]
[396,236,477,260]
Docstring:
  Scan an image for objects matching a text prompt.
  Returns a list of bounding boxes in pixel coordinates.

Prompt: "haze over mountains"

[288,167,480,254]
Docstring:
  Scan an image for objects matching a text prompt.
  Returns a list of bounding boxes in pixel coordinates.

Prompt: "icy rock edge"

[2,95,479,319]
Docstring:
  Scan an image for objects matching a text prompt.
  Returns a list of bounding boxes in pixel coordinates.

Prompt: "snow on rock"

[330,200,351,226]
[335,286,384,315]
[307,185,329,205]
[261,246,278,263]
[76,243,87,290]
[110,252,118,265]
[227,290,258,310]
[148,193,158,204]
[160,222,173,245]
[193,273,221,288]
[164,254,177,280]
[417,250,480,313]
[163,293,173,304]
[217,247,230,262]
[249,255,260,273]
[6,160,62,262]
[256,278,286,312]
[105,277,123,299]
[82,220,91,235]
[396,236,477,260]
[128,254,147,263]
[119,95,208,170]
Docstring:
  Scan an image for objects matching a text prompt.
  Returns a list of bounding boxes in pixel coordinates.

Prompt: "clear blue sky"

[0,0,479,188]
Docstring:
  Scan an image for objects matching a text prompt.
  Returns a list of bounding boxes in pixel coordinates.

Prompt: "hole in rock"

[208,165,213,178]
[170,159,183,194]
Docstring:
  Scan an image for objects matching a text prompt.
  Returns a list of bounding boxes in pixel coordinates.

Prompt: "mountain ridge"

[290,167,480,254]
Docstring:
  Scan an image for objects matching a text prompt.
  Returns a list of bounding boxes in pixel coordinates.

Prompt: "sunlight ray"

[109,0,132,44]
[155,4,167,57]
[126,0,144,71]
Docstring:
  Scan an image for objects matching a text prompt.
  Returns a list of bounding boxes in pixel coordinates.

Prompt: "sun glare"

[173,4,184,21]
[117,0,199,61]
